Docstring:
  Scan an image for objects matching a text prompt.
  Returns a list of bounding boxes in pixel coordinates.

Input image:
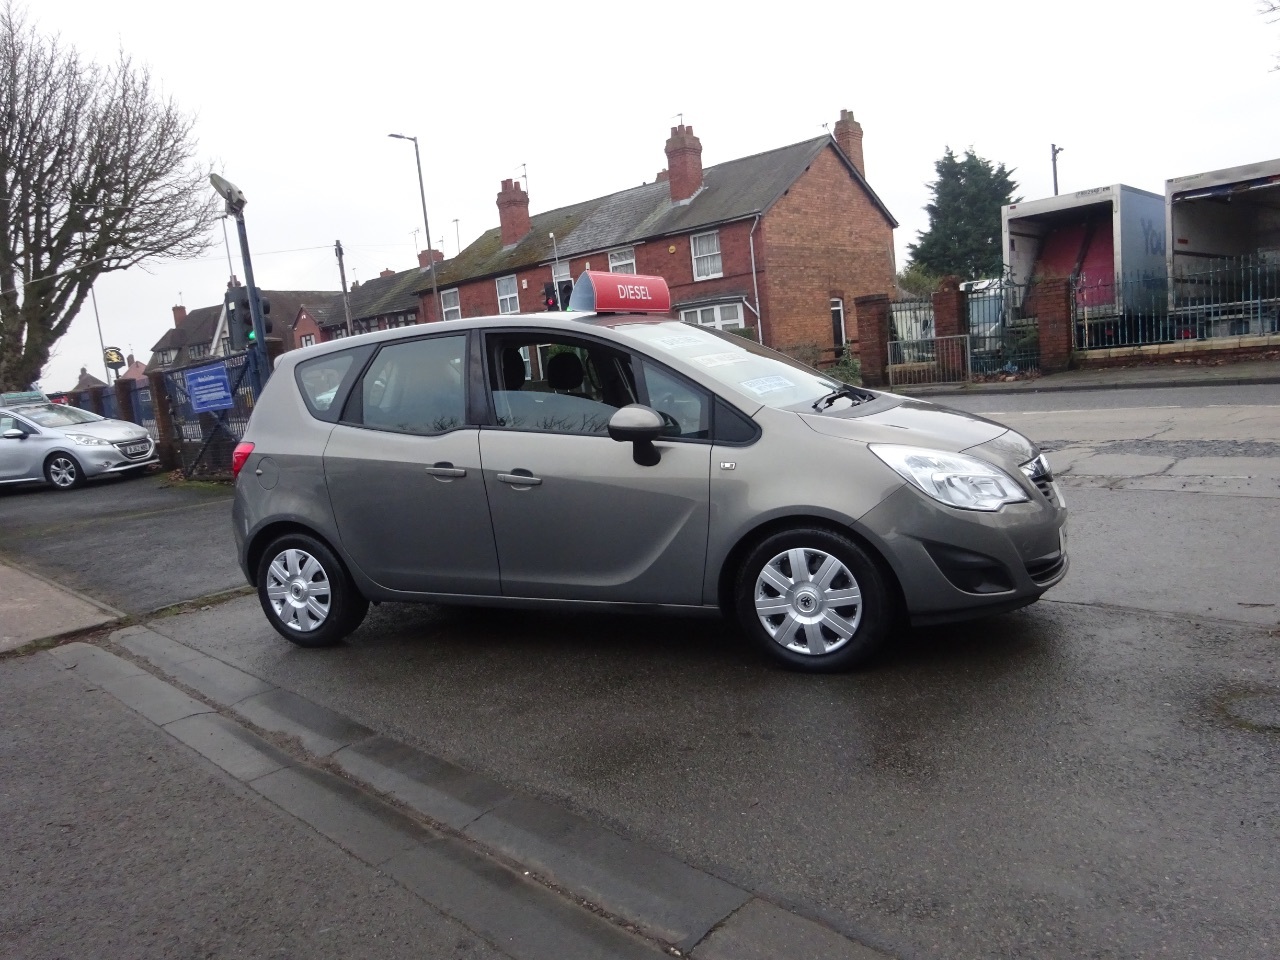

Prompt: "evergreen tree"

[907,148,1018,282]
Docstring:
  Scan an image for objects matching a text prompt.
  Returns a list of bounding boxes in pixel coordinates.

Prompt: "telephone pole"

[1051,144,1065,196]
[334,240,353,338]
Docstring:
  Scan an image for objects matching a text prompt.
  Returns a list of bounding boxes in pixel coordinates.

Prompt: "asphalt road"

[5,382,1280,959]
[0,472,240,613]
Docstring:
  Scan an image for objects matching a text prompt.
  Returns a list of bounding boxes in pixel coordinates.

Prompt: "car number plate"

[121,441,149,456]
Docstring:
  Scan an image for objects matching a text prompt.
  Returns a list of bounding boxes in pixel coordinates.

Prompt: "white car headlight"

[869,444,1030,512]
[65,434,112,447]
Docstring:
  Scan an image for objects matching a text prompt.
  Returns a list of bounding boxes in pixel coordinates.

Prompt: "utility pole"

[452,219,460,257]
[334,240,353,338]
[1051,144,1065,196]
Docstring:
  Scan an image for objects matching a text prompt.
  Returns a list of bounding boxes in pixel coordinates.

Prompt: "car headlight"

[65,434,113,446]
[869,444,1030,512]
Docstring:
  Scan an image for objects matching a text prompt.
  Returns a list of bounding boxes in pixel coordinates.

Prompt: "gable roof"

[423,135,897,292]
[343,268,429,325]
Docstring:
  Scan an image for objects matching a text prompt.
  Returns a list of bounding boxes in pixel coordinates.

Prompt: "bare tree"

[0,3,217,390]
[1265,1,1280,70]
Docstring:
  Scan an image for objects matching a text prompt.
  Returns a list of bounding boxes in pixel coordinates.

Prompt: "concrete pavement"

[0,559,122,653]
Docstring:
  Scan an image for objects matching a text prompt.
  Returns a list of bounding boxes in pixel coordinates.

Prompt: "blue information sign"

[187,364,234,413]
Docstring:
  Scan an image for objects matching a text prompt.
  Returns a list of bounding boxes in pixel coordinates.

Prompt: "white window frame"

[608,248,636,274]
[441,288,462,321]
[680,301,744,331]
[830,298,846,346]
[691,230,723,281]
[496,275,520,314]
[300,334,315,347]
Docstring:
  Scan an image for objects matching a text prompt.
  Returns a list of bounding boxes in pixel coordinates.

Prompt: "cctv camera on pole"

[210,173,270,393]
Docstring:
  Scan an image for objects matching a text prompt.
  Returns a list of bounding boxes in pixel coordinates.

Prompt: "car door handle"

[497,471,542,486]
[425,462,466,478]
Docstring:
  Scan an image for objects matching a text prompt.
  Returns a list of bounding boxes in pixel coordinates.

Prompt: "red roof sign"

[566,271,671,314]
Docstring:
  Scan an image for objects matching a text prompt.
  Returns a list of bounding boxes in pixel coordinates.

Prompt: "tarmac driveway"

[0,472,242,614]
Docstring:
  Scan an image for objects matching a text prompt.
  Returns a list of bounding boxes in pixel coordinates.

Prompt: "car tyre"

[44,453,84,491]
[256,533,368,648]
[734,527,891,673]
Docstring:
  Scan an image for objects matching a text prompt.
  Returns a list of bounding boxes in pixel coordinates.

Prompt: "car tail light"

[231,442,255,478]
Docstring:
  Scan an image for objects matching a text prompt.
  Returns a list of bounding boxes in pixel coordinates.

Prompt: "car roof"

[275,312,680,370]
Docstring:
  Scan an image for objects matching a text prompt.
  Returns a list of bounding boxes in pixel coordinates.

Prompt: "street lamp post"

[209,173,269,393]
[388,133,441,319]
[1051,143,1065,196]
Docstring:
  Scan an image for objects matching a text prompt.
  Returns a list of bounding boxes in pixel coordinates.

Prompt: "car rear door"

[477,329,712,605]
[322,332,500,595]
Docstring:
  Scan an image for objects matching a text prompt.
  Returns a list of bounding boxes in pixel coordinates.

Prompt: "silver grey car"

[232,282,1067,672]
[0,397,158,491]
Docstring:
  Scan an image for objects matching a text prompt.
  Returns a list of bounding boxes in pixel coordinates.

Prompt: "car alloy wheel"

[753,547,863,657]
[735,527,890,673]
[256,533,369,648]
[45,454,83,490]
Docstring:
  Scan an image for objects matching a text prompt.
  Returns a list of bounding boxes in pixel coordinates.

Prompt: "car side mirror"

[2,428,25,440]
[608,404,663,466]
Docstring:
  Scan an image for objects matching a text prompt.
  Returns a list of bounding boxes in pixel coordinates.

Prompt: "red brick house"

[412,109,896,355]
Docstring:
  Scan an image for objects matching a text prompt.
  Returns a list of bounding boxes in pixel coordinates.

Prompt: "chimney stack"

[379,268,396,278]
[418,249,445,268]
[833,108,865,178]
[664,125,703,203]
[172,305,187,327]
[497,178,531,247]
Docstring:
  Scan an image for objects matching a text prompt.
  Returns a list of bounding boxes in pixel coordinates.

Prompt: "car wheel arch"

[247,521,355,590]
[717,515,906,622]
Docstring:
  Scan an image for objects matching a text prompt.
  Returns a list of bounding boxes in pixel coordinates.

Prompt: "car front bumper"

[856,482,1069,626]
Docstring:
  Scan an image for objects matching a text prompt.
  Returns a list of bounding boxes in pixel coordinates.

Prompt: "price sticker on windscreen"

[740,376,794,395]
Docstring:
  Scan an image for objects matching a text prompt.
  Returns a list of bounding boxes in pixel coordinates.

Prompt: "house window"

[330,327,347,340]
[300,334,315,347]
[441,288,462,321]
[681,302,743,331]
[220,337,230,355]
[608,248,636,274]
[691,231,722,280]
[187,343,210,360]
[496,275,519,314]
[830,298,846,348]
[158,349,177,365]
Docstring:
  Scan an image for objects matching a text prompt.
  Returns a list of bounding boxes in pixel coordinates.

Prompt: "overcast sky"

[27,0,1279,390]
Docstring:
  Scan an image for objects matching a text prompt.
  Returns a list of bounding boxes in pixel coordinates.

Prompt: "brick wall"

[854,295,891,387]
[758,145,895,353]
[1032,278,1073,373]
[421,219,766,330]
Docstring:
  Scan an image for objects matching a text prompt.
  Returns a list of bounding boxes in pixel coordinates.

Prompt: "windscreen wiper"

[811,385,874,411]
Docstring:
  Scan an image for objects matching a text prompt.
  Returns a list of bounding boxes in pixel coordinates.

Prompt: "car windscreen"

[612,322,842,409]
[12,403,104,427]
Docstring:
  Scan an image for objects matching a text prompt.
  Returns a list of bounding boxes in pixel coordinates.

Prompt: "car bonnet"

[798,396,1016,456]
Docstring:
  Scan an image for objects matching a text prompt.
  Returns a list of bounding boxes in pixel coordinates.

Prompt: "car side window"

[296,352,356,418]
[358,335,467,436]
[639,360,710,440]
[486,333,635,436]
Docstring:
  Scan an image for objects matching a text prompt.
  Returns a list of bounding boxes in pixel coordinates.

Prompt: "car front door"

[0,414,43,482]
[323,332,500,595]
[477,331,712,605]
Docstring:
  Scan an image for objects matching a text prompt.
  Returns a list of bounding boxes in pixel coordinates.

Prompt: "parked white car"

[0,396,157,491]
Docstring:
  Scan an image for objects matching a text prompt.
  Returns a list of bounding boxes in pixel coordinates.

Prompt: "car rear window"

[296,351,358,419]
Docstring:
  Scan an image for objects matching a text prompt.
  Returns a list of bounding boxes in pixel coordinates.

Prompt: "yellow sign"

[103,346,125,369]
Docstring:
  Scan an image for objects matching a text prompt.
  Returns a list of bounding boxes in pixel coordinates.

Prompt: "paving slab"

[48,641,146,685]
[100,671,214,726]
[692,899,892,960]
[334,735,514,830]
[163,712,293,782]
[466,794,750,950]
[0,562,121,652]
[250,765,428,866]
[383,840,665,960]
[233,686,374,756]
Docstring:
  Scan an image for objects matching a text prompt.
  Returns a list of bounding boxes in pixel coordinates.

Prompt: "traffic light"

[543,282,559,311]
[225,286,272,351]
[558,280,573,311]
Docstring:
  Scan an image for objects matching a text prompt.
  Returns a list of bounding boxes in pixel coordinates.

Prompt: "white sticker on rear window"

[740,375,795,395]
[692,352,750,368]
[650,334,704,348]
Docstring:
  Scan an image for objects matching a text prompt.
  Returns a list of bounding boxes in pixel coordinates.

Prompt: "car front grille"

[1021,454,1056,504]
[1026,551,1067,584]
